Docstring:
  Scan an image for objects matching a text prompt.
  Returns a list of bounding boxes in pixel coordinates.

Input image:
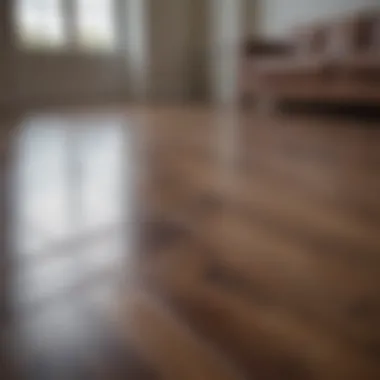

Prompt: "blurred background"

[0,0,379,107]
[1,1,380,380]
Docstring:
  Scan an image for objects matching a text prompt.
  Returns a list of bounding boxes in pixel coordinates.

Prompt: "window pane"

[77,0,116,50]
[16,0,65,48]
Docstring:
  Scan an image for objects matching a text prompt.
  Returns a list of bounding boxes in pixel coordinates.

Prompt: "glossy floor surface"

[1,106,380,379]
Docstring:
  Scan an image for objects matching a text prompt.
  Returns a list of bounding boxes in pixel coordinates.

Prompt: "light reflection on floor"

[8,114,136,376]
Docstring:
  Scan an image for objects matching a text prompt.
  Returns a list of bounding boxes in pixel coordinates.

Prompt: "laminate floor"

[1,106,380,379]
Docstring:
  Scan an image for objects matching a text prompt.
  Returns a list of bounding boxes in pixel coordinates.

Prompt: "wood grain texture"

[1,106,380,379]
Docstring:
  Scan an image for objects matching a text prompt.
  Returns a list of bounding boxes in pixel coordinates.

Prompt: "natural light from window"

[16,0,65,49]
[77,0,116,51]
[15,0,116,51]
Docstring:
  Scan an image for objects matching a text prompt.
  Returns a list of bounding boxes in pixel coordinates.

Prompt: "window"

[77,0,116,51]
[15,0,116,52]
[16,0,65,49]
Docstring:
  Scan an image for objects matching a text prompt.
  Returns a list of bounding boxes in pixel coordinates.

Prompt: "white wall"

[126,0,149,100]
[210,0,244,104]
[259,0,380,37]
